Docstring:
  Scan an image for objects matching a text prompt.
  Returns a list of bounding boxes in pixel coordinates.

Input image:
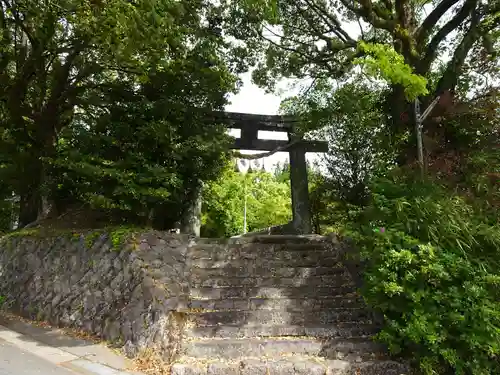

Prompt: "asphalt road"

[0,338,77,375]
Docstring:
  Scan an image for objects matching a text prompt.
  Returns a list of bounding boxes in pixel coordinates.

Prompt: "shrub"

[345,173,500,375]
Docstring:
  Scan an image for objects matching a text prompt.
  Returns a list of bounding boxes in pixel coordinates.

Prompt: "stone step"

[191,256,343,268]
[190,266,347,279]
[189,286,358,300]
[189,247,340,262]
[249,235,330,244]
[191,242,330,252]
[181,337,386,360]
[185,296,364,312]
[187,309,372,327]
[195,235,330,246]
[190,274,353,288]
[171,358,410,375]
[185,323,379,339]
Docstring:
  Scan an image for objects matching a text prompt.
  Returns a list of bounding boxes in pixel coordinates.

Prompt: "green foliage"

[54,65,234,225]
[345,173,500,375]
[423,89,500,217]
[0,228,44,239]
[225,0,499,166]
[84,231,104,250]
[201,162,292,237]
[283,80,397,233]
[0,226,141,253]
[0,198,15,233]
[107,227,141,250]
[354,42,428,101]
[0,0,241,228]
[82,227,140,250]
[225,0,499,97]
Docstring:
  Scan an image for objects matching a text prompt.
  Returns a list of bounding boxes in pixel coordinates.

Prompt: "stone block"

[207,362,239,375]
[267,361,295,375]
[293,361,326,375]
[171,363,207,375]
[326,360,351,375]
[240,359,267,375]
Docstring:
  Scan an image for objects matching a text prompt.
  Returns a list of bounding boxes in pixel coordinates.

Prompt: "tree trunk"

[18,158,58,228]
[37,163,58,221]
[18,188,39,228]
[180,181,202,236]
[386,85,419,166]
[18,117,60,228]
[18,155,43,227]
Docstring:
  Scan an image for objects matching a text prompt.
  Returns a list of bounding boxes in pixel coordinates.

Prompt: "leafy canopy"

[0,0,241,227]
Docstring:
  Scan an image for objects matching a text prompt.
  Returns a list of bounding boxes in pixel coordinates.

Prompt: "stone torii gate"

[180,112,328,236]
[216,111,328,235]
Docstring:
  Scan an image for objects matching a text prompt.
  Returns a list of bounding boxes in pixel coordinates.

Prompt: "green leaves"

[355,42,428,101]
[283,80,395,218]
[0,0,243,226]
[201,163,292,237]
[347,173,500,375]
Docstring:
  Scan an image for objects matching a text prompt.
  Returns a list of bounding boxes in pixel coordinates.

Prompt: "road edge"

[0,323,143,375]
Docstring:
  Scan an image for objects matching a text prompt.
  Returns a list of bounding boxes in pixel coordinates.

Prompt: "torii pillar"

[288,138,312,234]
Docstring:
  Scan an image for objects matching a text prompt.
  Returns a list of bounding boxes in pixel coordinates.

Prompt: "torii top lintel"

[211,111,328,153]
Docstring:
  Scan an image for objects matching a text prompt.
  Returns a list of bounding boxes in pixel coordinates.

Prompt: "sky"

[224,72,296,172]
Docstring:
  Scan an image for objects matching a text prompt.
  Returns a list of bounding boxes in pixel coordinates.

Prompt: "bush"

[345,173,500,375]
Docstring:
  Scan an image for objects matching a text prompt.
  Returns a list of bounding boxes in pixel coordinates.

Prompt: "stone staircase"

[171,235,408,375]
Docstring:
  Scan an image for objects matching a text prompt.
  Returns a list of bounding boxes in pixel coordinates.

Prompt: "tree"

[224,0,500,162]
[280,80,395,232]
[202,163,292,237]
[0,0,241,227]
[284,80,394,200]
[54,60,235,230]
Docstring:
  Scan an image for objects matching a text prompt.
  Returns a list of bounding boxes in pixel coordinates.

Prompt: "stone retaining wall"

[0,230,193,360]
[0,231,373,370]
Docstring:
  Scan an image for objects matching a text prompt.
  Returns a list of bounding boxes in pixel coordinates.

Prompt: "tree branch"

[288,3,358,58]
[357,18,365,39]
[263,25,316,48]
[261,23,356,77]
[291,2,347,48]
[434,7,481,95]
[5,2,37,47]
[360,0,392,21]
[350,0,396,32]
[301,0,355,43]
[261,32,339,76]
[416,0,462,45]
[381,0,393,12]
[418,0,477,74]
[394,0,412,57]
[0,8,12,86]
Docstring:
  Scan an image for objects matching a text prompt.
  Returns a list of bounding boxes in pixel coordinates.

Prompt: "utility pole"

[414,95,442,178]
[243,175,247,234]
